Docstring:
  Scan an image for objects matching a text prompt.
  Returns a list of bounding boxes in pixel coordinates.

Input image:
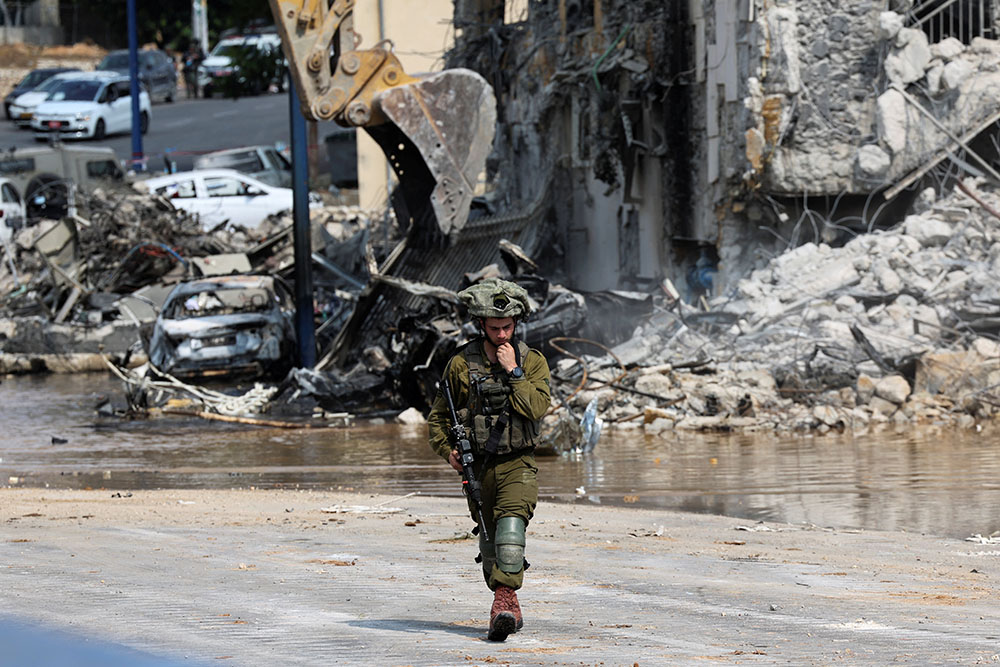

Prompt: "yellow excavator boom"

[268,0,496,237]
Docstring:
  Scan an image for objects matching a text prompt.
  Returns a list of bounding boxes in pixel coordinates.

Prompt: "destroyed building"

[447,0,1000,298]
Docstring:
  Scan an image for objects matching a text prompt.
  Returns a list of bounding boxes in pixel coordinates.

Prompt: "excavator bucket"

[266,0,494,239]
[365,69,496,240]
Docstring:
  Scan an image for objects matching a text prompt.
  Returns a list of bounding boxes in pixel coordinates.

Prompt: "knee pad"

[495,516,526,574]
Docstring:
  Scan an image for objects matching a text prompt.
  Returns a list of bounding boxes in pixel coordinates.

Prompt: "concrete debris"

[0,178,381,376]
[536,178,1000,437]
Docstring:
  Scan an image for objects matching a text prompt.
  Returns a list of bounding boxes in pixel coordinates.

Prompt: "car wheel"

[139,111,149,135]
[26,173,68,220]
[93,118,106,140]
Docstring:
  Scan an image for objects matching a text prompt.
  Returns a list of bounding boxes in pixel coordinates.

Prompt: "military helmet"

[457,278,531,320]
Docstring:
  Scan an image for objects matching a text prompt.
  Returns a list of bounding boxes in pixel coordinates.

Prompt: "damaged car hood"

[159,312,277,338]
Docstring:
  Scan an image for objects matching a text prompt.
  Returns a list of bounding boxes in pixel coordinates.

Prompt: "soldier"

[428,278,551,641]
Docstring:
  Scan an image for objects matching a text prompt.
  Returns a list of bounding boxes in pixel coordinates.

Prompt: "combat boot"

[488,585,522,641]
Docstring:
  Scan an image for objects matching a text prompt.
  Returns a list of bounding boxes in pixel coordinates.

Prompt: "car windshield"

[46,80,102,102]
[29,76,67,96]
[18,70,51,89]
[210,43,249,59]
[97,53,130,70]
[168,287,276,319]
[197,151,264,172]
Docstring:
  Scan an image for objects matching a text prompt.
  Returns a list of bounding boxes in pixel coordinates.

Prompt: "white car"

[8,72,79,128]
[31,72,151,141]
[198,32,283,96]
[138,168,318,229]
[0,178,26,243]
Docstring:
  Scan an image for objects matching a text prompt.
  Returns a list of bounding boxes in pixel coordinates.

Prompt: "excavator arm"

[268,0,496,238]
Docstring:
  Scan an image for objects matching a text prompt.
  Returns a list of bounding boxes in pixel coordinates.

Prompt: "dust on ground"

[2,487,999,665]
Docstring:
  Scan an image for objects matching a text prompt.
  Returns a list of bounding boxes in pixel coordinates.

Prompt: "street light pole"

[290,84,316,369]
[127,0,144,172]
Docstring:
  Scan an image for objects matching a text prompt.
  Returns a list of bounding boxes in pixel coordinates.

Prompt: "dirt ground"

[2,488,999,666]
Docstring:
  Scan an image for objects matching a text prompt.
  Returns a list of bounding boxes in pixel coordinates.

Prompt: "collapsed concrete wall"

[449,0,1000,300]
[449,0,698,293]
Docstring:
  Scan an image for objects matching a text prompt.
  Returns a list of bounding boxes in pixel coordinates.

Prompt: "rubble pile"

[554,179,1000,434]
[0,181,379,373]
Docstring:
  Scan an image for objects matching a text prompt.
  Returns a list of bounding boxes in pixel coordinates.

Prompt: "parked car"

[96,49,177,103]
[0,178,26,243]
[31,72,152,141]
[0,145,123,218]
[4,67,79,120]
[146,275,296,379]
[8,71,80,128]
[138,168,319,229]
[194,145,292,187]
[198,31,284,96]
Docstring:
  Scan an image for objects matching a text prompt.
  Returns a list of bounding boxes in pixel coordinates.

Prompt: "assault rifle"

[442,377,490,542]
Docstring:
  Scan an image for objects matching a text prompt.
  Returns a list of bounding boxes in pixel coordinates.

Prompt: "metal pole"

[290,83,316,368]
[127,0,144,172]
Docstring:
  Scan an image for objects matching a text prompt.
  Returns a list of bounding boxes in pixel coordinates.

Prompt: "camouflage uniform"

[427,279,551,640]
[427,337,550,589]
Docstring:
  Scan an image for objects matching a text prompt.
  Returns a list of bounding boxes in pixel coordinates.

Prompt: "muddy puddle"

[3,372,999,539]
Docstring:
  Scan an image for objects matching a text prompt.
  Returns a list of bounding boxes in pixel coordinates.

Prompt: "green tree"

[66,0,273,50]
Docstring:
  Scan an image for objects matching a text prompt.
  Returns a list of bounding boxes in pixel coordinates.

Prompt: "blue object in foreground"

[0,616,193,667]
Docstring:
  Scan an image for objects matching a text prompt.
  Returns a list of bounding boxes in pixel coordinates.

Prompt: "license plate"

[18,112,31,119]
[203,335,237,347]
[47,121,60,129]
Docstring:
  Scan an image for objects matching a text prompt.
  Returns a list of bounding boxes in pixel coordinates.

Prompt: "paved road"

[0,92,344,172]
[3,488,999,666]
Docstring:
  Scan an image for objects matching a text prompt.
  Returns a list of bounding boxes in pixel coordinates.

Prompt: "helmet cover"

[457,278,531,320]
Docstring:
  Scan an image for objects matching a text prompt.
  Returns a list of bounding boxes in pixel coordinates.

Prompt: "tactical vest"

[462,339,539,456]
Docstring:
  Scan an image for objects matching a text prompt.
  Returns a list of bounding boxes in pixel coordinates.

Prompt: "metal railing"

[911,0,995,44]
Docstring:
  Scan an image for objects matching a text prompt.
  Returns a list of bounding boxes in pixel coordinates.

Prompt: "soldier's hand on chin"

[496,342,517,372]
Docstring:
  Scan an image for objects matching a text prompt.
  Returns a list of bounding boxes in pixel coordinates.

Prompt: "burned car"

[147,275,296,379]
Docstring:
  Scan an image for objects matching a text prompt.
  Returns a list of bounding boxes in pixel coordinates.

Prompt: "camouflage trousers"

[467,452,538,590]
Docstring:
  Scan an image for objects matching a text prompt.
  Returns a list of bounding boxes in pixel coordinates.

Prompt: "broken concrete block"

[925,61,945,96]
[573,388,617,411]
[644,417,674,435]
[885,28,931,85]
[396,407,426,425]
[834,295,862,313]
[611,335,660,367]
[674,415,728,431]
[856,144,891,179]
[869,395,899,415]
[972,337,1000,359]
[874,262,902,293]
[812,405,841,427]
[875,375,911,404]
[957,414,977,429]
[817,320,852,341]
[930,37,965,61]
[857,374,876,404]
[941,58,973,91]
[912,304,940,335]
[913,187,937,213]
[876,88,909,154]
[914,350,986,395]
[633,373,675,400]
[878,11,903,41]
[902,215,952,246]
